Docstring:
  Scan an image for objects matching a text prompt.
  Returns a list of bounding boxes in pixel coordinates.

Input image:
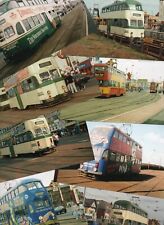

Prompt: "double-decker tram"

[80,126,142,178]
[94,62,126,97]
[99,0,144,41]
[113,200,148,225]
[0,0,61,60]
[0,178,59,225]
[3,57,69,109]
[0,116,55,157]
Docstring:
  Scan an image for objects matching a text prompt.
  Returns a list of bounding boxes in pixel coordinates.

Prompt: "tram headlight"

[39,216,43,222]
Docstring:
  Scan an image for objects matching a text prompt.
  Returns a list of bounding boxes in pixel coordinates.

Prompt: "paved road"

[0,3,86,80]
[57,169,164,199]
[0,133,93,182]
[0,79,163,128]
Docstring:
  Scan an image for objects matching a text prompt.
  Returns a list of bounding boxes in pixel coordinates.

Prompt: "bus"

[3,57,69,109]
[99,0,144,41]
[79,126,142,178]
[0,178,59,225]
[112,200,148,225]
[0,0,61,60]
[94,62,126,97]
[0,116,55,157]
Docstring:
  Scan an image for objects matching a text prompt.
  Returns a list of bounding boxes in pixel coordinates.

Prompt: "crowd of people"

[61,68,90,94]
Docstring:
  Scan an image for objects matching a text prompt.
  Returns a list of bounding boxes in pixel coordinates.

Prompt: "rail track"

[100,31,164,60]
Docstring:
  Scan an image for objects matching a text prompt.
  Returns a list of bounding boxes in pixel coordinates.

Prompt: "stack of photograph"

[0,0,163,224]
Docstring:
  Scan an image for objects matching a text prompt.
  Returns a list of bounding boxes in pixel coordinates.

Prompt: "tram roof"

[102,0,142,10]
[113,200,148,215]
[0,178,42,199]
[91,126,142,148]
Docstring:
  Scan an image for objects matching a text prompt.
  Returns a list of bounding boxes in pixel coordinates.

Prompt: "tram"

[99,0,144,41]
[149,82,158,93]
[0,116,55,157]
[79,125,142,178]
[0,178,59,225]
[113,200,148,225]
[94,62,126,97]
[0,0,61,60]
[3,57,69,109]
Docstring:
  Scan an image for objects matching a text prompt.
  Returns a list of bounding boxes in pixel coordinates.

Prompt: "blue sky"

[78,186,164,224]
[87,121,164,166]
[84,0,159,15]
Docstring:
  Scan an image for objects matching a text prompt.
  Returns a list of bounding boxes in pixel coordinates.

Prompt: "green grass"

[144,109,164,125]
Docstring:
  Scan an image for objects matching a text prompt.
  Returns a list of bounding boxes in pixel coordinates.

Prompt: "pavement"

[102,94,164,123]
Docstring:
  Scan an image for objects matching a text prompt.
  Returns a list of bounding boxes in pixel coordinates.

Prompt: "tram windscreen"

[34,198,50,212]
[89,126,114,161]
[34,127,49,137]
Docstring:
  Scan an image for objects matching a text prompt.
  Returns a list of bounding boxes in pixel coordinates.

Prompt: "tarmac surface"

[57,169,164,199]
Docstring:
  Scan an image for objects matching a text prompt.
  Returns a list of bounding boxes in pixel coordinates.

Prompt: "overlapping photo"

[57,121,164,199]
[0,170,163,225]
[0,55,163,127]
[0,113,93,182]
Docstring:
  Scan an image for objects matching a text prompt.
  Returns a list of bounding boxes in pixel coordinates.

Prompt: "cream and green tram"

[4,57,69,109]
[0,0,61,60]
[113,200,148,225]
[0,116,55,157]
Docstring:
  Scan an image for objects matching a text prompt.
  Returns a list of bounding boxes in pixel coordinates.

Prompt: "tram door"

[8,139,16,158]
[99,149,108,175]
[13,86,24,109]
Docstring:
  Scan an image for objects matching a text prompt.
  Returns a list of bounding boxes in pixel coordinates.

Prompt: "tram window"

[22,19,31,31]
[39,61,52,68]
[123,136,126,143]
[32,16,40,25]
[50,69,60,79]
[16,0,25,7]
[27,0,34,5]
[114,130,119,139]
[120,155,124,162]
[37,14,44,23]
[0,31,5,42]
[39,72,51,81]
[4,26,15,38]
[27,17,35,28]
[138,20,143,27]
[130,20,137,27]
[7,88,15,98]
[16,22,25,35]
[118,133,123,141]
[34,181,42,188]
[18,185,27,193]
[136,5,142,11]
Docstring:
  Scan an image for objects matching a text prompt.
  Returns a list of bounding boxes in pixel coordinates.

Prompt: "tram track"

[61,92,160,120]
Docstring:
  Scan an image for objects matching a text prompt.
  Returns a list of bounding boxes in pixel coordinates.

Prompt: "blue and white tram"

[100,0,144,40]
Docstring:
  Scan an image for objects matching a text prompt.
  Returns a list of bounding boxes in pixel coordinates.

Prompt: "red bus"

[93,63,126,97]
[79,126,142,178]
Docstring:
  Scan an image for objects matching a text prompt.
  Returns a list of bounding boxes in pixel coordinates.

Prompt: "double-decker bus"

[113,200,148,225]
[0,116,55,157]
[0,178,59,225]
[94,62,126,97]
[99,0,144,41]
[3,57,69,109]
[0,0,61,60]
[79,126,142,178]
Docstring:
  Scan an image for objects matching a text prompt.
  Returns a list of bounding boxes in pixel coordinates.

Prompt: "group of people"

[62,69,89,94]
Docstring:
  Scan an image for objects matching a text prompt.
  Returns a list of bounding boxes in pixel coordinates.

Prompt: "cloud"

[144,132,164,144]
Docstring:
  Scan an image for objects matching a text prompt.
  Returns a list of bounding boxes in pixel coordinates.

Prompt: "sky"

[84,0,160,15]
[0,170,55,197]
[96,57,164,82]
[87,121,164,166]
[78,186,164,224]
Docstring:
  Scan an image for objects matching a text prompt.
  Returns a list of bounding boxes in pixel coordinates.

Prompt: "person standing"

[67,72,78,93]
